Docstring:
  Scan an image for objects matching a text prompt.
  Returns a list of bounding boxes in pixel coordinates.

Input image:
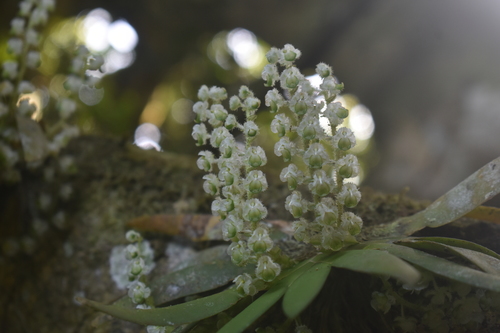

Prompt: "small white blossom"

[265,47,281,64]
[337,154,360,179]
[210,126,231,148]
[270,114,291,137]
[233,273,257,296]
[222,214,244,240]
[274,136,295,162]
[320,76,342,98]
[243,120,259,137]
[256,255,281,282]
[309,170,335,197]
[314,197,339,226]
[244,170,268,194]
[303,143,329,169]
[229,95,241,110]
[0,81,14,96]
[261,64,279,87]
[128,281,151,304]
[285,191,306,218]
[197,85,210,101]
[191,123,210,146]
[203,173,220,195]
[26,51,41,69]
[248,226,273,253]
[208,86,227,101]
[245,146,267,167]
[7,38,23,56]
[10,18,25,36]
[196,150,215,172]
[280,67,304,90]
[242,198,267,223]
[332,127,356,151]
[265,88,285,113]
[279,163,303,190]
[316,62,332,78]
[19,1,33,16]
[337,183,361,208]
[25,29,39,46]
[238,85,253,99]
[30,8,48,26]
[279,44,301,66]
[341,212,363,235]
[193,101,209,123]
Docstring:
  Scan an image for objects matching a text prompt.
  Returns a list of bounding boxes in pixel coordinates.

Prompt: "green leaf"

[365,242,500,292]
[282,262,331,319]
[218,261,316,333]
[150,254,254,306]
[415,237,500,260]
[313,249,421,287]
[364,156,500,238]
[76,288,242,327]
[397,238,500,275]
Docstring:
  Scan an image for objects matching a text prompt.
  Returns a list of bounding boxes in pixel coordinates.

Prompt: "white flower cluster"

[265,44,363,251]
[192,84,286,290]
[193,44,364,293]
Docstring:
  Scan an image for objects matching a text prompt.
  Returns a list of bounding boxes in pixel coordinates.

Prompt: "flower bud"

[270,114,291,137]
[193,101,209,123]
[128,281,151,304]
[209,86,227,101]
[315,197,339,226]
[248,227,273,253]
[280,44,302,65]
[222,215,244,240]
[210,127,231,148]
[244,170,268,194]
[316,63,332,78]
[128,257,145,276]
[242,198,267,223]
[265,89,285,113]
[303,143,329,169]
[280,67,303,90]
[274,137,295,163]
[280,164,303,190]
[292,219,309,242]
[197,85,210,101]
[246,146,267,168]
[285,191,306,218]
[261,64,279,87]
[337,154,360,179]
[338,183,361,208]
[256,255,281,282]
[238,85,253,100]
[228,241,250,266]
[321,226,344,251]
[266,47,281,64]
[333,127,356,151]
[192,123,210,146]
[211,104,228,122]
[225,114,238,130]
[234,273,257,296]
[125,244,139,260]
[341,212,363,235]
[126,230,142,243]
[244,121,259,137]
[309,170,335,197]
[219,137,235,158]
[196,151,215,172]
[202,174,220,195]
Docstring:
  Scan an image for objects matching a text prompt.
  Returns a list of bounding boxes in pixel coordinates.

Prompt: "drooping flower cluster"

[192,84,286,290]
[265,44,363,251]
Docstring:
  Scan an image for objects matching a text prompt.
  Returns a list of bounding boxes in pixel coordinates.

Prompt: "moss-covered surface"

[0,135,499,332]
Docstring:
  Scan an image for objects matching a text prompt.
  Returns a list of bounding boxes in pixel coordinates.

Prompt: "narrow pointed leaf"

[313,249,421,286]
[364,156,500,238]
[366,242,500,292]
[76,288,241,327]
[397,239,500,275]
[415,236,500,260]
[282,262,331,318]
[218,261,316,333]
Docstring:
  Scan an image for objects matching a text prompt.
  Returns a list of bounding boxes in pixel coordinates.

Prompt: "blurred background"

[1,0,500,204]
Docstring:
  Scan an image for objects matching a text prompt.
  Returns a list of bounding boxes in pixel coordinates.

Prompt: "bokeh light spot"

[107,20,138,53]
[134,123,162,151]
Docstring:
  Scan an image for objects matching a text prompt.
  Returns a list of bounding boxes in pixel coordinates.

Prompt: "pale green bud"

[341,212,363,235]
[248,227,273,253]
[242,198,267,223]
[316,63,332,78]
[229,96,241,110]
[246,146,267,168]
[256,255,281,282]
[309,170,335,197]
[338,183,361,208]
[245,170,268,194]
[333,127,356,151]
[128,281,151,304]
[126,230,142,243]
